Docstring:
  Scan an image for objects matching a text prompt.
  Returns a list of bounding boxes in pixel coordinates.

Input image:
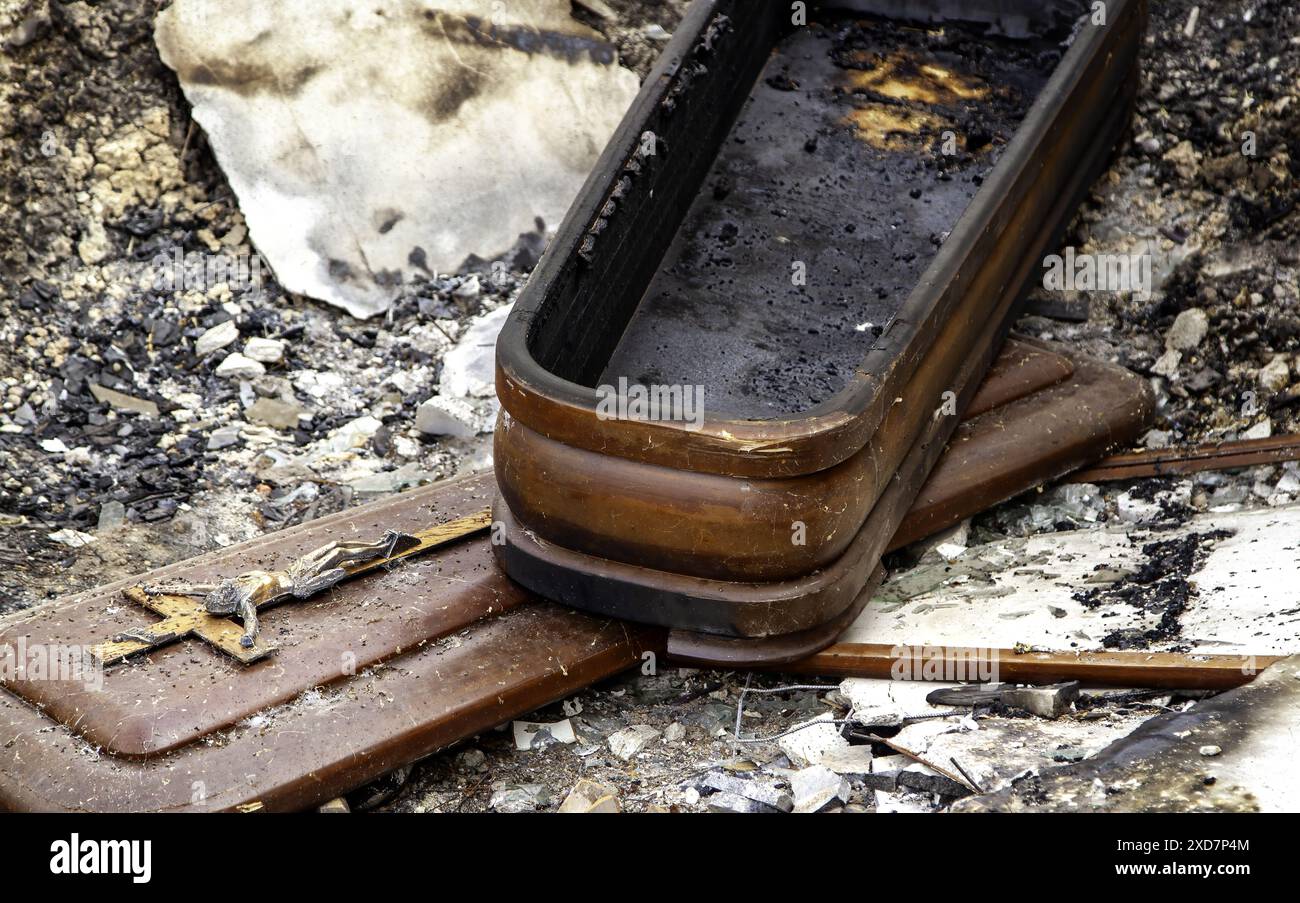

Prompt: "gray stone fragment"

[1002,682,1080,719]
[207,423,243,450]
[247,397,303,430]
[1166,307,1208,351]
[195,319,239,356]
[698,771,793,812]
[706,791,782,814]
[791,766,850,813]
[88,383,159,417]
[97,500,127,531]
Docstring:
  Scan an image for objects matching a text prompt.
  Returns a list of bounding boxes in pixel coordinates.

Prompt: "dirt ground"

[1,0,1296,812]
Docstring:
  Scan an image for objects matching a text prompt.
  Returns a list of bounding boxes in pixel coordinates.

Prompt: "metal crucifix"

[88,510,493,666]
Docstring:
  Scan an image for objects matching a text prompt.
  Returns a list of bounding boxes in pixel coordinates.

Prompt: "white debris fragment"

[440,304,512,399]
[558,779,620,813]
[414,303,511,436]
[790,765,850,813]
[512,719,577,750]
[293,370,346,401]
[488,785,549,813]
[49,529,97,548]
[154,0,639,317]
[840,678,951,729]
[414,396,487,439]
[243,336,286,363]
[608,724,661,760]
[452,275,481,303]
[195,319,239,356]
[325,416,383,453]
[39,438,70,454]
[214,352,265,380]
[778,714,850,768]
[1243,419,1273,440]
[818,745,875,775]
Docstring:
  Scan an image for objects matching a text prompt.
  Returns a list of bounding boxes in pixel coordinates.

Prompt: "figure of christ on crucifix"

[88,511,493,667]
[120,530,422,649]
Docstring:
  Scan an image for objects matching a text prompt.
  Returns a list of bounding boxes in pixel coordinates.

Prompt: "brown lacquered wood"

[0,601,657,812]
[888,342,1155,551]
[779,644,1283,691]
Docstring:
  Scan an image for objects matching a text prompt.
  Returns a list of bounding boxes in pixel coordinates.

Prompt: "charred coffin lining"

[494,0,1145,645]
[496,0,1140,479]
[600,13,1063,418]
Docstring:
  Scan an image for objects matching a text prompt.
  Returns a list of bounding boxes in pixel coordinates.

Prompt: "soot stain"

[1074,530,1235,650]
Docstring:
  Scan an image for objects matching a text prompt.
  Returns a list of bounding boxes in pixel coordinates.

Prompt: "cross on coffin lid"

[0,473,507,758]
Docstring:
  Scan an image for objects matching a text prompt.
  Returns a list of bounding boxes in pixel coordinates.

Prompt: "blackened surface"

[1075,530,1235,650]
[600,16,1059,417]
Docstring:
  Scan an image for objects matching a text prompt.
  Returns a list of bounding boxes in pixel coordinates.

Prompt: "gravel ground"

[1,0,1296,812]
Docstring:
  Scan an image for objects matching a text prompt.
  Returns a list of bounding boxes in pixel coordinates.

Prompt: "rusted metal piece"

[493,0,1147,642]
[778,644,1280,691]
[1068,434,1300,483]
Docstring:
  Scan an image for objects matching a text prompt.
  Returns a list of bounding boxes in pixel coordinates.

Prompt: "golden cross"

[88,510,493,667]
